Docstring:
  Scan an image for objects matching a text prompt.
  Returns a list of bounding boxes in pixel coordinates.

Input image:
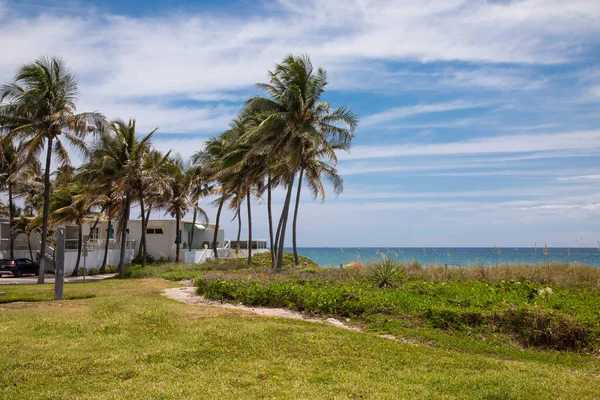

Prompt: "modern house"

[0,217,226,275]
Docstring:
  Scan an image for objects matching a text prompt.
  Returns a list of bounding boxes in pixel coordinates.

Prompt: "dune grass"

[0,278,599,399]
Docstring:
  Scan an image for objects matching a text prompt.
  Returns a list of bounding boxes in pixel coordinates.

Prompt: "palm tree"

[135,149,172,267]
[246,55,357,269]
[292,155,344,265]
[0,140,19,259]
[48,181,101,276]
[12,216,40,261]
[164,155,189,263]
[12,158,44,217]
[193,135,234,259]
[185,165,210,252]
[83,119,154,278]
[0,56,105,283]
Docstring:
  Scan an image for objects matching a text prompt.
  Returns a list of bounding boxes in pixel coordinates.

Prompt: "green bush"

[132,253,156,265]
[250,252,318,269]
[88,268,99,276]
[369,259,404,288]
[123,264,152,279]
[194,273,598,351]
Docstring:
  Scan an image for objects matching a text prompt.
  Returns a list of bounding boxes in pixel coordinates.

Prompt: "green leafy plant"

[369,258,403,288]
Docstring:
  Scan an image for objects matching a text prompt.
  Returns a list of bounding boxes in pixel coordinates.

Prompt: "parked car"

[0,258,40,277]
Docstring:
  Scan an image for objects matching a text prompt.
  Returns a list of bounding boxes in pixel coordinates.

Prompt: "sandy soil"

[161,286,363,332]
[161,287,422,346]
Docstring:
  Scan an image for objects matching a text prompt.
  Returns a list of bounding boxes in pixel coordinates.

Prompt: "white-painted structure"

[0,217,226,275]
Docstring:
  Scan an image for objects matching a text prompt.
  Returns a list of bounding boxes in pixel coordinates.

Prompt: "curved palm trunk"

[138,196,147,267]
[236,204,241,255]
[247,188,252,266]
[27,233,34,261]
[274,209,284,257]
[275,175,295,270]
[100,214,111,273]
[213,197,225,259]
[267,175,275,268]
[175,211,181,263]
[189,207,197,251]
[8,184,14,260]
[118,196,131,278]
[72,223,83,276]
[292,168,304,266]
[38,136,53,284]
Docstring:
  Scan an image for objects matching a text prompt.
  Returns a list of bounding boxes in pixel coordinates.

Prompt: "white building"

[0,217,225,275]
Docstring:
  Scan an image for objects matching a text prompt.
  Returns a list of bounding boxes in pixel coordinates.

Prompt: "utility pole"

[54,227,65,300]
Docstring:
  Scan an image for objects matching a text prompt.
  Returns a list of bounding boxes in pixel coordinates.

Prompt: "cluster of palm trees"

[0,54,357,281]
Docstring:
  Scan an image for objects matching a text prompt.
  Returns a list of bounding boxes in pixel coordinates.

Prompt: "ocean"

[290,247,600,267]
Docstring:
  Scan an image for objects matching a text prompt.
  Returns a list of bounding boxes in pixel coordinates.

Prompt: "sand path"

[161,286,419,345]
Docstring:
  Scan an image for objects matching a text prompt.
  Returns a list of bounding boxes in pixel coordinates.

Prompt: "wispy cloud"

[344,130,600,160]
[557,174,600,181]
[361,101,485,127]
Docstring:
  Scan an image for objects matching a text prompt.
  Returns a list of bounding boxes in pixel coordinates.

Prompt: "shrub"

[494,306,589,350]
[132,253,156,265]
[88,268,99,276]
[104,265,118,273]
[369,259,404,288]
[123,264,152,279]
[250,252,318,269]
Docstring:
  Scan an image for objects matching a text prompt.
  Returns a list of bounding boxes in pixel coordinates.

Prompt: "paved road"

[0,274,117,285]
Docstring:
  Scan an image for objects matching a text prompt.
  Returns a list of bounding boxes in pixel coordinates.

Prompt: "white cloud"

[518,203,600,211]
[361,101,485,127]
[0,0,598,125]
[557,174,600,181]
[344,130,600,160]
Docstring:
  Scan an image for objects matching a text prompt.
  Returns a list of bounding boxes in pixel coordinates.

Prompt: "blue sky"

[1,0,600,247]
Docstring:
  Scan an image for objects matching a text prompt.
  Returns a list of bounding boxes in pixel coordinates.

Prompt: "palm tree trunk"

[8,183,14,260]
[275,175,295,270]
[175,212,181,263]
[38,136,53,284]
[267,174,275,268]
[236,203,241,255]
[247,188,252,266]
[292,168,304,266]
[189,207,197,251]
[27,233,34,261]
[72,223,83,276]
[274,208,284,257]
[118,196,130,278]
[213,197,225,259]
[138,196,147,267]
[100,214,111,273]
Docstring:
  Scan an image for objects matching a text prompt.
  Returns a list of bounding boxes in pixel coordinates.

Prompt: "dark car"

[0,258,40,277]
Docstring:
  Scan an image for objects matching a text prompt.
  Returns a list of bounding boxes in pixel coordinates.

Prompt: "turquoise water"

[290,247,600,267]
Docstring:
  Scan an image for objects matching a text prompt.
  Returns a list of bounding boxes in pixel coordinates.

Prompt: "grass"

[122,252,317,281]
[1,264,600,398]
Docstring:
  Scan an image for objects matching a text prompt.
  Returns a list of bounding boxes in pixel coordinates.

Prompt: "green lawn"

[1,279,599,399]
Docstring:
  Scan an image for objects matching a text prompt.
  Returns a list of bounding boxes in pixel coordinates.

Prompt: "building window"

[147,228,164,235]
[89,227,99,240]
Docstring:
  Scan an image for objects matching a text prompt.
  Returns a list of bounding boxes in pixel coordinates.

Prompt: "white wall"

[63,249,134,275]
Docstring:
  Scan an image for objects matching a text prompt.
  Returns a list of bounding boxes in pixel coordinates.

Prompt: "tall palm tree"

[185,165,210,252]
[12,216,40,261]
[193,135,233,259]
[246,55,357,269]
[12,158,44,217]
[292,155,344,265]
[0,140,19,259]
[83,119,154,278]
[0,56,105,283]
[164,155,189,263]
[135,149,172,267]
[48,181,101,276]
